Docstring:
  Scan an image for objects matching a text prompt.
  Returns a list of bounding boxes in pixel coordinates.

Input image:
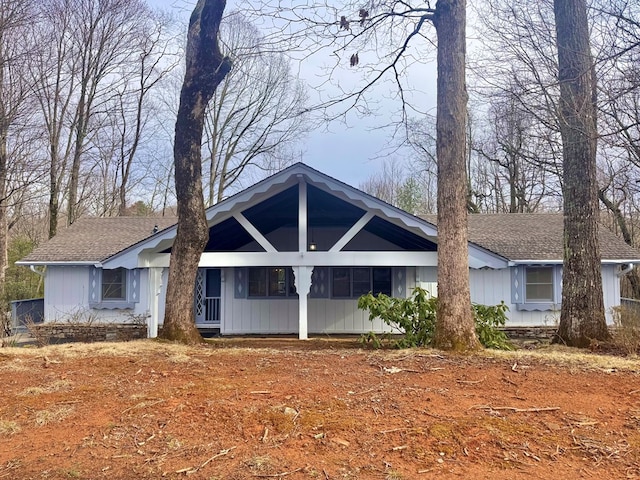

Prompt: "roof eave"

[15,260,101,267]
[508,259,640,266]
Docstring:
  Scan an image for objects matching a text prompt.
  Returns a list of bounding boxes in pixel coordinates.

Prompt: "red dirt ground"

[1,338,640,479]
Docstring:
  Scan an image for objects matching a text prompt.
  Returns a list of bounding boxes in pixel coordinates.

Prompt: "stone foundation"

[29,323,147,344]
[501,326,558,340]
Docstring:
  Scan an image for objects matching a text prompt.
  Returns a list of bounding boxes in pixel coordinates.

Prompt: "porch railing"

[205,297,221,324]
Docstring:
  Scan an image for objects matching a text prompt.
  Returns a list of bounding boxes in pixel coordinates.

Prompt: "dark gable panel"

[344,216,438,251]
[205,217,263,252]
[307,184,366,228]
[242,185,299,235]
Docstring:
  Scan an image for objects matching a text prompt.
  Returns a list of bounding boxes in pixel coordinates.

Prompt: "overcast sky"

[149,0,438,188]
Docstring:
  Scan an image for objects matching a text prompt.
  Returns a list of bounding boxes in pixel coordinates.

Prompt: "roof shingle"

[422,213,640,261]
[20,213,640,265]
[20,217,177,263]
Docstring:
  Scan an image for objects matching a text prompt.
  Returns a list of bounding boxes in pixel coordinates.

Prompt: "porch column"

[298,175,308,252]
[147,267,162,338]
[293,266,313,340]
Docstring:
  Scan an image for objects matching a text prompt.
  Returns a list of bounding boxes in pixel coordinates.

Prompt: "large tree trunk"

[432,0,479,351]
[553,0,608,347]
[160,0,231,343]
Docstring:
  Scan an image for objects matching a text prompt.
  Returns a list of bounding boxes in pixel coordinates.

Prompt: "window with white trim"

[525,266,554,302]
[511,264,560,311]
[89,267,139,309]
[331,267,392,298]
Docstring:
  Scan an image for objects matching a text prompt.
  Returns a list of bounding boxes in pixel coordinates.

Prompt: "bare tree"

[203,12,309,205]
[84,11,179,217]
[115,12,180,216]
[239,0,478,350]
[472,86,558,213]
[64,0,152,225]
[32,0,156,235]
[553,0,608,346]
[160,0,231,343]
[0,0,40,305]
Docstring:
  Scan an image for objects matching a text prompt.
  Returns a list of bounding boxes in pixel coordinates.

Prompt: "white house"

[18,163,640,338]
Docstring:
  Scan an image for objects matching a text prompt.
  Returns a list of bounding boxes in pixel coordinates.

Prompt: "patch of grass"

[0,358,32,372]
[385,471,405,480]
[244,455,273,473]
[0,420,21,435]
[167,437,182,450]
[35,405,75,426]
[20,379,73,396]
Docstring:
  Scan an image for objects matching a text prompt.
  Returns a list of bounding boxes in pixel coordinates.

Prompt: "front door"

[195,268,222,326]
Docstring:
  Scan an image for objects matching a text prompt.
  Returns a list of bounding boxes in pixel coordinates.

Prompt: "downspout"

[617,263,634,277]
[29,265,45,276]
[29,265,46,300]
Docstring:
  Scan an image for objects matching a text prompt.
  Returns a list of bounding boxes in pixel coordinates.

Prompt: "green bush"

[472,301,513,350]
[357,287,513,350]
[358,287,436,348]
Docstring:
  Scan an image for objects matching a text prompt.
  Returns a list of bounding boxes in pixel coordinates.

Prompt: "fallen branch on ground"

[253,467,303,477]
[175,446,236,474]
[472,405,560,413]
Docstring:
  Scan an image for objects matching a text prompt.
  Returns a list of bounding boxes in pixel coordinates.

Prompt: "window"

[511,265,559,311]
[332,268,351,298]
[331,267,392,298]
[89,267,138,309]
[248,267,297,297]
[102,268,127,301]
[525,267,554,302]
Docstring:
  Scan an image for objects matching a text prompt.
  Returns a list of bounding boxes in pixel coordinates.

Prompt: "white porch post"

[293,266,313,339]
[298,175,308,252]
[147,267,162,338]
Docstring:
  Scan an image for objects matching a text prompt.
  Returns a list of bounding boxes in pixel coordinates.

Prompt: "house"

[18,163,640,338]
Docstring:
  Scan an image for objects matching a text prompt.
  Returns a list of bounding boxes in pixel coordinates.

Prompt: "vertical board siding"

[45,266,151,323]
[470,266,622,326]
[470,268,560,326]
[602,264,621,324]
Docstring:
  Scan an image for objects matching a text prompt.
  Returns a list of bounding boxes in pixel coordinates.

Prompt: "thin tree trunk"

[554,0,608,347]
[160,0,231,343]
[0,127,8,308]
[432,0,479,351]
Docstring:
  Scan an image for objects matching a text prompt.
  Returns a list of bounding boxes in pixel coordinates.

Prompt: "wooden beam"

[233,213,277,253]
[329,212,375,252]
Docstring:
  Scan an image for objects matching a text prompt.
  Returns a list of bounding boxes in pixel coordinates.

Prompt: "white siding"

[469,268,561,326]
[469,266,623,326]
[221,267,401,335]
[602,264,621,324]
[44,266,151,323]
[308,299,393,333]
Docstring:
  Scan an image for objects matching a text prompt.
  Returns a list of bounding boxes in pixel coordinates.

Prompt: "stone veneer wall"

[501,326,558,340]
[30,323,147,344]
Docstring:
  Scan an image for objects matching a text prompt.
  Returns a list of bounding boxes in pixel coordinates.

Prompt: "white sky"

[148,0,438,188]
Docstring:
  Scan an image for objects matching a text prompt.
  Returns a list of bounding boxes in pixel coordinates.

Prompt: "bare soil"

[1,337,640,479]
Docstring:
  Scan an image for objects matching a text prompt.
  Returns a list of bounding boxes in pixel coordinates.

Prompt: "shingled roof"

[422,213,640,261]
[20,217,177,264]
[19,213,640,265]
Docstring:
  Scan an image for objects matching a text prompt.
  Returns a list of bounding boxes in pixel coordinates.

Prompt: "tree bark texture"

[432,0,479,351]
[160,0,231,343]
[554,0,608,347]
